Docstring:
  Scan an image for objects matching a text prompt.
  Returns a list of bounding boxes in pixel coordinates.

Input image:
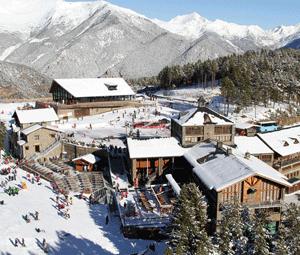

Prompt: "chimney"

[226,147,232,155]
[203,113,212,124]
[216,141,223,152]
[244,152,251,159]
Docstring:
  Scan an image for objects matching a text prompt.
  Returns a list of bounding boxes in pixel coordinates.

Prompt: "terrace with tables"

[116,184,177,229]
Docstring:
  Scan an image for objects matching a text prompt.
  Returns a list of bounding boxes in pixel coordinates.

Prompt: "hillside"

[154,48,300,107]
[0,0,299,79]
[0,61,51,99]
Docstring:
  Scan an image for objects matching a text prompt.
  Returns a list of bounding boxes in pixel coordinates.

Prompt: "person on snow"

[35,211,39,220]
[14,238,19,247]
[21,238,25,247]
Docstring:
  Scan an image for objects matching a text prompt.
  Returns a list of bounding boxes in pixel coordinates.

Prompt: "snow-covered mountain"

[0,61,51,98]
[153,13,300,48]
[0,0,299,81]
[0,0,242,79]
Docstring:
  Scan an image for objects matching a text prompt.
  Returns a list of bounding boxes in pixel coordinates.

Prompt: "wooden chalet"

[72,153,101,172]
[126,137,186,186]
[171,107,235,147]
[183,142,291,232]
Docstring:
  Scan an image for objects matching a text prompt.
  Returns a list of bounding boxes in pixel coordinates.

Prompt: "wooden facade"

[130,157,175,186]
[193,173,286,232]
[171,107,235,147]
[274,152,300,179]
[73,159,95,172]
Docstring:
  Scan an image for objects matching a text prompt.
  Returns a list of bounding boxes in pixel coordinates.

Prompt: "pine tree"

[221,76,235,115]
[249,210,270,255]
[217,202,247,255]
[284,203,300,255]
[273,224,289,255]
[168,183,213,255]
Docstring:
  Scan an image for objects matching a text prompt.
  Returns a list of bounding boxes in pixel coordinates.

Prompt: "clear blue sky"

[69,0,300,29]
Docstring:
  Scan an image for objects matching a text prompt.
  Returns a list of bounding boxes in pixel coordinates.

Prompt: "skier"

[42,238,49,253]
[21,238,25,247]
[35,211,39,220]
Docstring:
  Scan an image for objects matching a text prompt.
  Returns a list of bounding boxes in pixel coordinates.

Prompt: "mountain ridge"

[0,0,299,80]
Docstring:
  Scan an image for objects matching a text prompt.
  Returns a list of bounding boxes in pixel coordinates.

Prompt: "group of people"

[23,211,39,223]
[26,173,41,184]
[56,194,73,219]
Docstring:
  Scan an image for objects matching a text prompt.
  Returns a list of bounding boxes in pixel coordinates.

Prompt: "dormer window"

[105,83,118,91]
[283,141,289,147]
[290,138,299,144]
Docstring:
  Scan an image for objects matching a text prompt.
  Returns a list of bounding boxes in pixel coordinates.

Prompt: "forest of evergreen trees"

[132,49,300,108]
[165,184,300,255]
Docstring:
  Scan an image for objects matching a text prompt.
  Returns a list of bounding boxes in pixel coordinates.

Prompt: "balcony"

[241,200,283,209]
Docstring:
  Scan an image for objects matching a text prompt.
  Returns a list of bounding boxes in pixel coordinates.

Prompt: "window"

[105,83,118,91]
[34,135,39,140]
[25,146,29,150]
[35,145,40,153]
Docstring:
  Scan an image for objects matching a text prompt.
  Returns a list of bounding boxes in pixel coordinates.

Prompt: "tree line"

[131,49,300,108]
[165,183,300,255]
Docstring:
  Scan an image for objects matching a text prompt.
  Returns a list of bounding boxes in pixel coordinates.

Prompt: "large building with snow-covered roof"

[183,141,291,232]
[50,78,135,104]
[257,126,300,180]
[171,107,235,147]
[46,78,140,118]
[126,137,186,186]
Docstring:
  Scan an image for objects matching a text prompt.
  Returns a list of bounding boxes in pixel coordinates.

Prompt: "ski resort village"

[0,0,300,255]
[0,76,299,255]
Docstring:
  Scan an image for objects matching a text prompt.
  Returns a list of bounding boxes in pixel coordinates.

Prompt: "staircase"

[28,140,62,161]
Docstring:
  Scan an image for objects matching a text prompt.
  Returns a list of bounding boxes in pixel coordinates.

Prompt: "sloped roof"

[14,108,59,124]
[173,107,233,126]
[72,154,101,164]
[51,78,135,98]
[257,126,300,156]
[127,137,186,159]
[21,124,64,136]
[184,143,291,191]
[235,136,273,155]
[235,122,258,129]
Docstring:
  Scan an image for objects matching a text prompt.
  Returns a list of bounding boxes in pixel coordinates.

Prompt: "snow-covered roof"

[185,143,291,191]
[184,142,217,168]
[127,137,186,159]
[235,136,273,155]
[14,108,59,124]
[17,140,26,146]
[174,107,232,126]
[235,122,258,129]
[21,124,64,136]
[257,126,300,156]
[72,154,101,164]
[52,78,135,98]
[165,174,181,196]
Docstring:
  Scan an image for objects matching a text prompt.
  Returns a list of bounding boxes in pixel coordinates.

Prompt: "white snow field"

[54,103,179,146]
[0,159,165,255]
